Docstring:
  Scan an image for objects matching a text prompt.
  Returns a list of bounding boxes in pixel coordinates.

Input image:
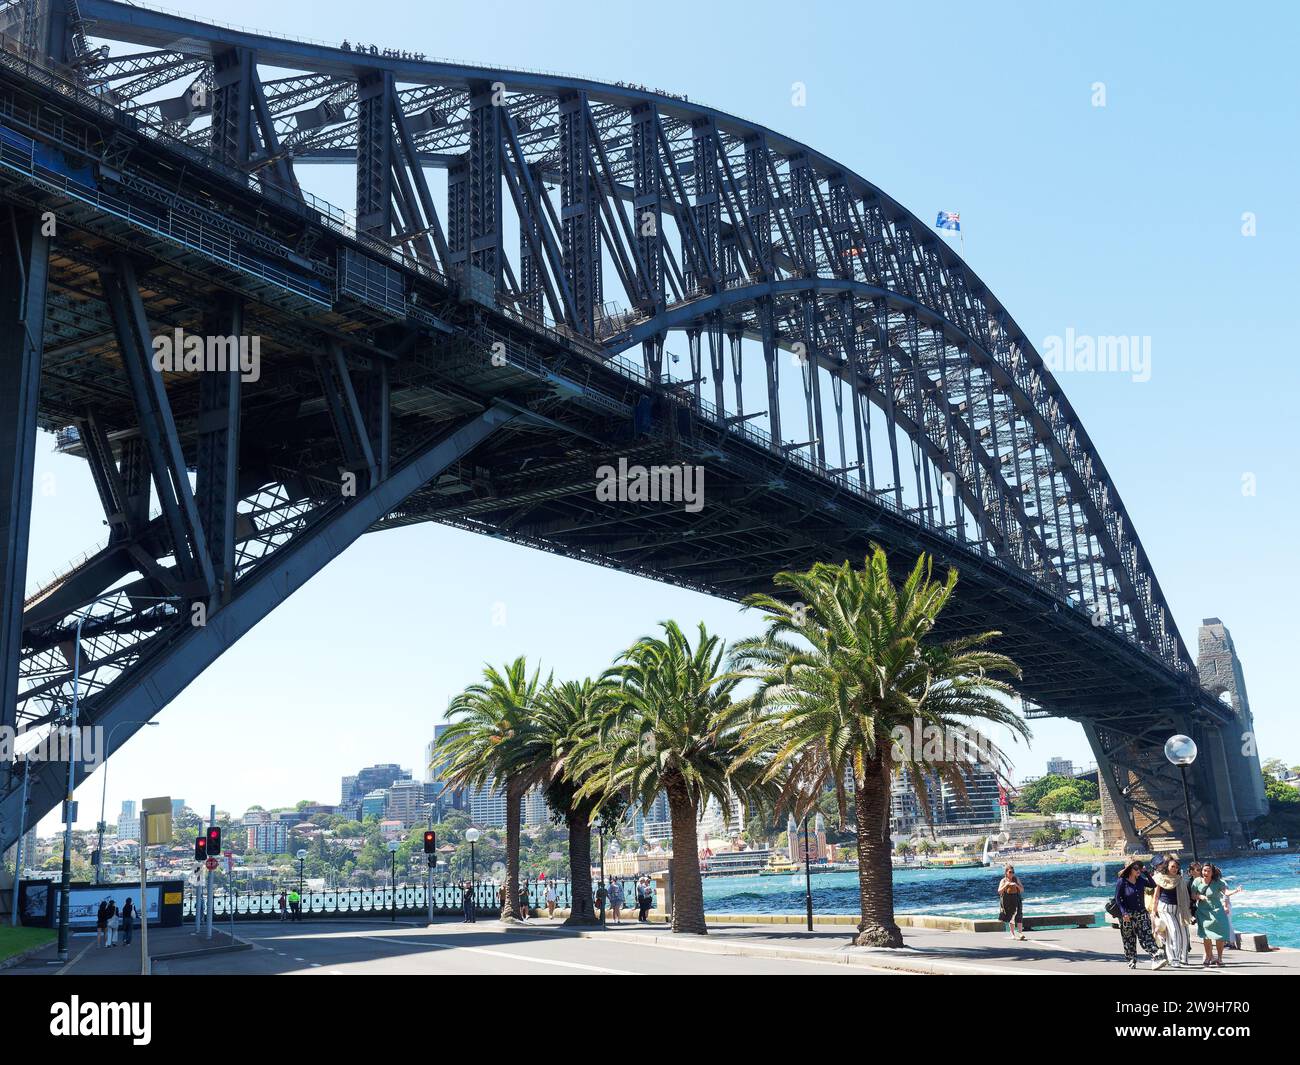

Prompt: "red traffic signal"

[206,826,221,855]
[194,836,207,861]
[423,830,436,854]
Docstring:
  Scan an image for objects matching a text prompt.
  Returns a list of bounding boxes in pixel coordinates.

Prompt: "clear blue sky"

[30,0,1300,831]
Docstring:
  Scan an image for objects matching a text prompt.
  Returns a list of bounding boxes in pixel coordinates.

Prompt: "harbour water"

[702,853,1300,948]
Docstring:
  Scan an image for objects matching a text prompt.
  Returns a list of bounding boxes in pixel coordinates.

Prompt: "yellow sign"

[141,795,172,846]
[163,892,182,904]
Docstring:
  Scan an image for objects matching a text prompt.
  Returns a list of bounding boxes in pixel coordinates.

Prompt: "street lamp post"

[465,828,480,923]
[388,840,400,922]
[1164,734,1200,862]
[55,610,90,961]
[54,593,181,958]
[95,720,159,884]
[597,820,606,928]
[296,848,307,917]
[802,813,814,932]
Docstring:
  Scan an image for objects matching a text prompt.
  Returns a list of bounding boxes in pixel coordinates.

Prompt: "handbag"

[1104,898,1122,919]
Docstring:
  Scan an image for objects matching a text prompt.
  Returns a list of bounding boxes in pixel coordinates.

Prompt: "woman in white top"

[544,881,558,918]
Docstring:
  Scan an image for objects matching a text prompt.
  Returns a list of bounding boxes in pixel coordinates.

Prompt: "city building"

[242,808,270,826]
[360,789,389,821]
[116,799,140,842]
[890,768,944,836]
[940,767,1003,826]
[340,764,411,818]
[385,779,428,827]
[468,779,507,828]
[523,786,551,828]
[171,799,185,819]
[697,792,744,843]
[1046,757,1075,777]
[246,821,290,854]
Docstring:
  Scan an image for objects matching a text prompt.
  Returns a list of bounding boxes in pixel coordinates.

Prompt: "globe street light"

[1164,734,1200,862]
[388,840,400,922]
[465,827,480,923]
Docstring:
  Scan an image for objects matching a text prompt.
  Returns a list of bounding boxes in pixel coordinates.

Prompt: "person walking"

[1113,860,1166,970]
[595,879,608,922]
[635,877,650,922]
[609,878,624,924]
[1148,857,1193,967]
[1193,864,1232,967]
[105,899,119,947]
[277,891,287,921]
[288,887,301,921]
[1184,861,1203,964]
[120,897,135,946]
[462,880,476,923]
[518,882,530,921]
[544,880,557,919]
[997,864,1027,940]
[96,899,109,947]
[1223,878,1244,947]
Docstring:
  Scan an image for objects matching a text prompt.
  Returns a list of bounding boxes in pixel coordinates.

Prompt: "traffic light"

[423,830,436,854]
[206,826,221,856]
[194,835,207,861]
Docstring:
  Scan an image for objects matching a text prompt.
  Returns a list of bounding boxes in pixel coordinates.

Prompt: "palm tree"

[437,657,548,921]
[731,547,1026,947]
[576,621,776,935]
[532,678,615,925]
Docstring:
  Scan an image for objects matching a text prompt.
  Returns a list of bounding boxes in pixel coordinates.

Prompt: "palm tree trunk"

[852,751,903,947]
[501,779,523,920]
[666,775,707,935]
[564,811,598,925]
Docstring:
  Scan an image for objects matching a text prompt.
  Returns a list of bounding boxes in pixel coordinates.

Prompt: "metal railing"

[180,878,654,918]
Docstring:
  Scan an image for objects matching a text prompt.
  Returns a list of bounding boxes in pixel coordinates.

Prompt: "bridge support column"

[0,208,50,735]
[0,404,517,852]
[1083,721,1142,853]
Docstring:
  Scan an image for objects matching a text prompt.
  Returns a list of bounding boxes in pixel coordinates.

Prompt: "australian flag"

[935,210,961,232]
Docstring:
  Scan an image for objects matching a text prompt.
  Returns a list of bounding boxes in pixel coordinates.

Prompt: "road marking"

[56,941,95,975]
[1016,937,1082,954]
[356,934,634,974]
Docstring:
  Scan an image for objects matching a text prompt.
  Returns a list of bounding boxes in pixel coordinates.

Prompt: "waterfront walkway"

[4,915,1294,975]
[512,916,1299,976]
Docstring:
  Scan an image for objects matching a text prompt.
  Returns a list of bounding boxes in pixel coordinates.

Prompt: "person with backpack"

[105,899,119,947]
[120,897,135,946]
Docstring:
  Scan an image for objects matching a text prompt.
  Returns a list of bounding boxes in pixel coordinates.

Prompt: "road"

[153,919,903,975]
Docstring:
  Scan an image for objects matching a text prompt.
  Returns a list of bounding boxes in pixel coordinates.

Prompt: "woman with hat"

[1113,859,1166,969]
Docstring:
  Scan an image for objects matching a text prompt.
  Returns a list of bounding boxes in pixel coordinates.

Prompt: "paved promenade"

[4,915,1294,976]
[513,917,1298,976]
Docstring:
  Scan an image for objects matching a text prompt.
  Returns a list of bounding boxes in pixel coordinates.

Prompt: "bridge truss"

[0,0,1262,854]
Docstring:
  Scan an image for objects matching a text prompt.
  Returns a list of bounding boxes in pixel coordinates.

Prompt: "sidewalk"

[511,916,1299,976]
[1,925,251,975]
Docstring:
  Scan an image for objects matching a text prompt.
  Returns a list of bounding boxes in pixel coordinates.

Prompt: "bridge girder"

[0,0,1251,854]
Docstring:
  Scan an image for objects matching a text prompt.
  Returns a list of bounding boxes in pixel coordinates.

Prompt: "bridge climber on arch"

[0,0,1266,854]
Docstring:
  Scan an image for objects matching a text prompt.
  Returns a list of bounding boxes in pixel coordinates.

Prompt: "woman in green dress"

[1193,864,1231,967]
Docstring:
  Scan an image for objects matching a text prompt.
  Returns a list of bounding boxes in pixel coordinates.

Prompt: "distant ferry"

[699,847,774,877]
[758,857,857,876]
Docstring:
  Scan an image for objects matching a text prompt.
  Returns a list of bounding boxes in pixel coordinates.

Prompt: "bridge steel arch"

[0,0,1259,853]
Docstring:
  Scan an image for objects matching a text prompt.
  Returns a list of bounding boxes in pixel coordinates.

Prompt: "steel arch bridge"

[0,0,1266,855]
